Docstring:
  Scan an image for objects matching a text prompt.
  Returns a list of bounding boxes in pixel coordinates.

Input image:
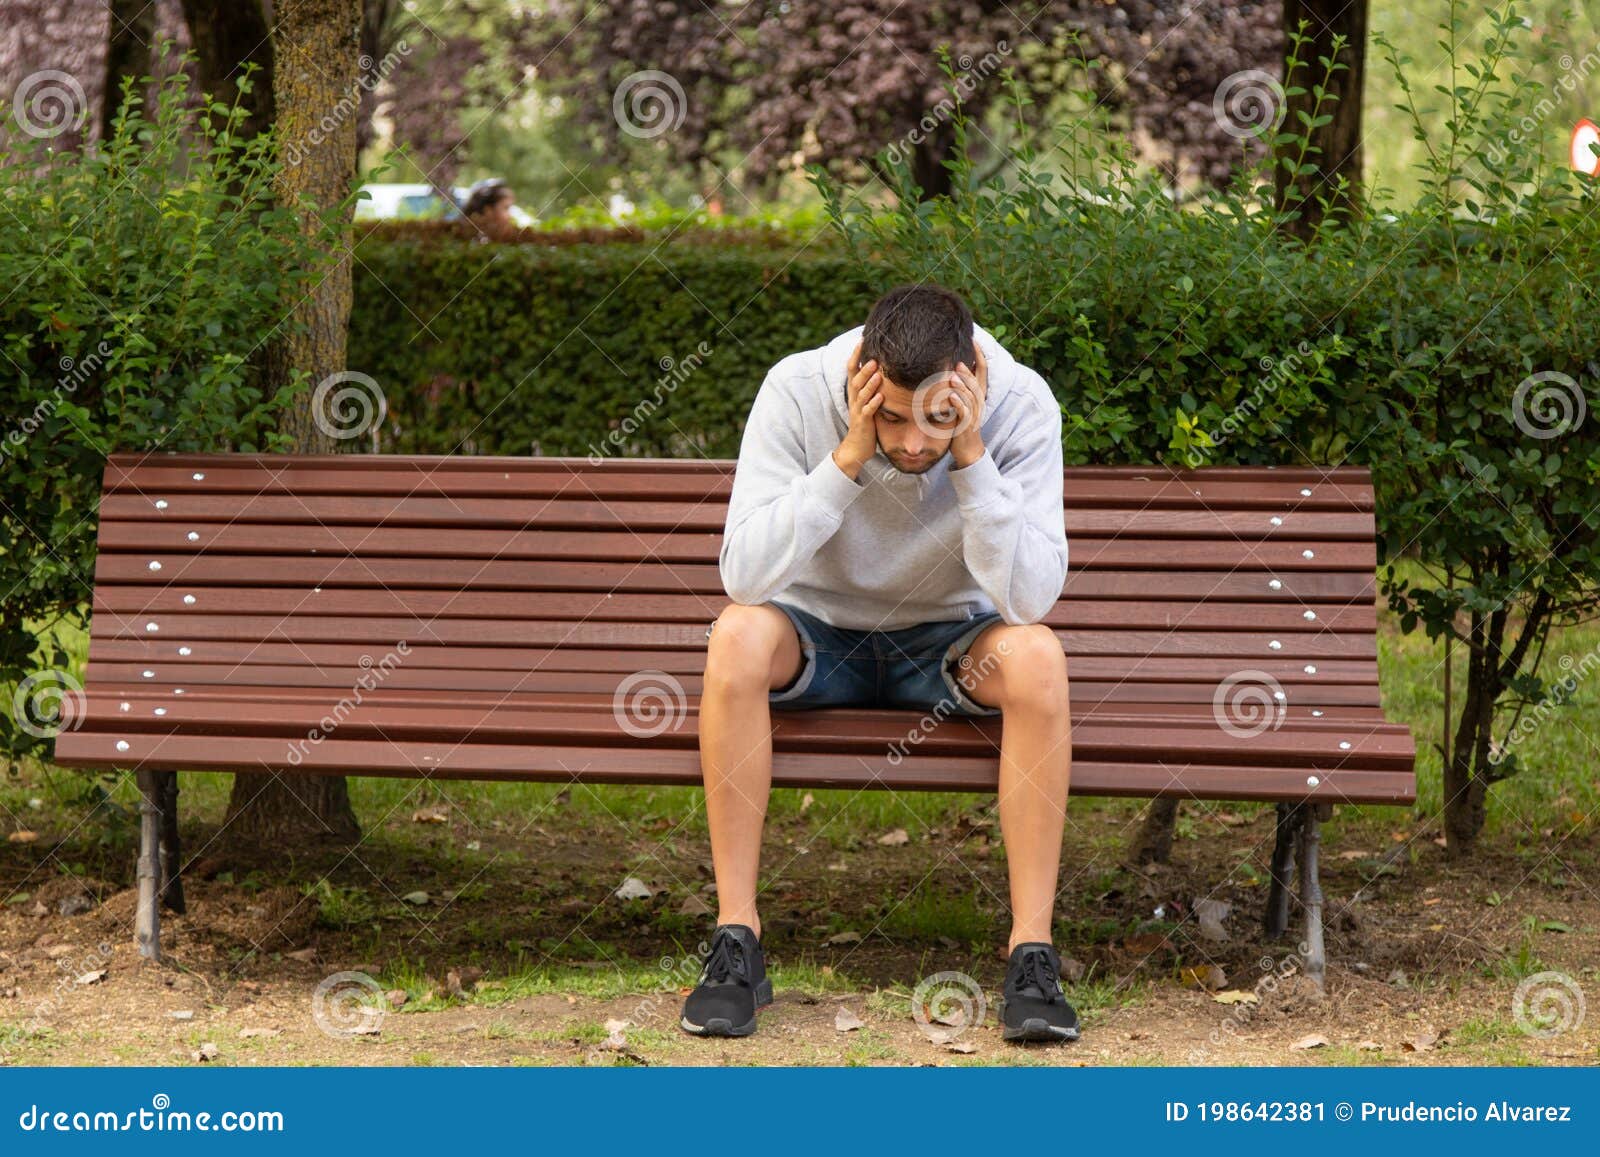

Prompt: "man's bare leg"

[700,603,803,939]
[961,623,1073,951]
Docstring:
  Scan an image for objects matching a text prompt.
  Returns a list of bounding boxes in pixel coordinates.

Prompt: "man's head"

[858,284,977,474]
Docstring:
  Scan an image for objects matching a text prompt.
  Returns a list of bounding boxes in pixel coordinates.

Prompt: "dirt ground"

[3,797,1597,1067]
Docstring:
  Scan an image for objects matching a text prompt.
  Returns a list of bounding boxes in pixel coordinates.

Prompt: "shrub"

[347,232,880,457]
[0,70,321,761]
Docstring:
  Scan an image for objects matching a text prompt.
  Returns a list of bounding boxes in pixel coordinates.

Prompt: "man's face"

[873,369,963,474]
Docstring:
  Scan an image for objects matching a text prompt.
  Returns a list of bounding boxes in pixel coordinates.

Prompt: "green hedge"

[349,232,884,458]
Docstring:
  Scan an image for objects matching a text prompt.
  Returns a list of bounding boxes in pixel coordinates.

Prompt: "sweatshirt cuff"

[949,449,1005,509]
[804,452,864,515]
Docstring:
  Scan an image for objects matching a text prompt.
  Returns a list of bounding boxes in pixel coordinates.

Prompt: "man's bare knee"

[705,604,800,695]
[982,623,1068,714]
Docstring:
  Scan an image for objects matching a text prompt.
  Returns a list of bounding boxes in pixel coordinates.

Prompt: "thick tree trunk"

[180,0,276,139]
[102,0,154,141]
[225,0,366,845]
[1274,0,1366,236]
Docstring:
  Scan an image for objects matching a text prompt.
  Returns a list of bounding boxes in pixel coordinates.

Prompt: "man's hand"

[833,341,884,480]
[948,341,988,469]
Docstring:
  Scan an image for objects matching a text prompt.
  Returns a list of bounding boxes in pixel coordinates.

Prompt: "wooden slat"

[51,732,1415,804]
[91,556,1378,603]
[98,493,1377,539]
[95,524,1377,569]
[93,586,1378,632]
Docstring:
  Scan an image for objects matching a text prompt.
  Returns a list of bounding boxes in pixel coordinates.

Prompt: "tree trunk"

[911,123,956,201]
[1274,0,1366,236]
[180,0,276,139]
[224,0,366,846]
[1130,798,1179,865]
[102,0,155,141]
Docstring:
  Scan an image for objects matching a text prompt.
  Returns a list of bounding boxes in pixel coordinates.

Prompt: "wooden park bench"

[54,453,1415,989]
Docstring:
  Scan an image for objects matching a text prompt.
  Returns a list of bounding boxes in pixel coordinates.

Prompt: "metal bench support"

[1262,800,1329,993]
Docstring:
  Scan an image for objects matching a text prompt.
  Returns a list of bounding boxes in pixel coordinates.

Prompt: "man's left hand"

[949,342,988,469]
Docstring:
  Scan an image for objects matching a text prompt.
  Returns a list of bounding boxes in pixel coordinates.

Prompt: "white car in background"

[356,182,535,225]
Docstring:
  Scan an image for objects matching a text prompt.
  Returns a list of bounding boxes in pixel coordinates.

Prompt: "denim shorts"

[712,601,1005,717]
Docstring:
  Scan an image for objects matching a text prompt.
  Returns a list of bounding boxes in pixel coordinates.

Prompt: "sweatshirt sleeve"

[946,388,1068,624]
[718,369,862,606]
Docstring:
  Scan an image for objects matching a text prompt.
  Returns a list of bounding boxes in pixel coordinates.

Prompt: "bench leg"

[158,770,185,915]
[134,767,163,961]
[1296,804,1328,994]
[1263,801,1299,938]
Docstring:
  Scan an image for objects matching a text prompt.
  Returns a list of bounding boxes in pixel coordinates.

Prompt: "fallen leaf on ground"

[385,990,408,1009]
[1213,990,1259,1005]
[400,891,430,906]
[943,1041,977,1054]
[410,808,448,824]
[238,1027,280,1039]
[825,930,862,946]
[877,828,910,846]
[194,1043,219,1062]
[7,831,38,844]
[1401,1028,1439,1052]
[834,1007,864,1032]
[284,947,317,962]
[1337,849,1372,861]
[613,877,653,901]
[168,1010,194,1021]
[800,793,814,813]
[1290,1034,1329,1050]
[74,969,106,986]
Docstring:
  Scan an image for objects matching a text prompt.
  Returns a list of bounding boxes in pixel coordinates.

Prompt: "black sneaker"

[1000,942,1080,1042]
[680,924,773,1037]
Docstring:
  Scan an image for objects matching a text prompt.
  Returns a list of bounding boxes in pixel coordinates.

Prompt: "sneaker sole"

[1002,1017,1080,1043]
[680,979,774,1038]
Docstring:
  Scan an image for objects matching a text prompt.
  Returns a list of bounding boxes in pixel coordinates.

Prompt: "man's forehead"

[879,375,960,416]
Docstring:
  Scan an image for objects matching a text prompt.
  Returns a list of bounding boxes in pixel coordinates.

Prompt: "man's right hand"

[832,341,884,480]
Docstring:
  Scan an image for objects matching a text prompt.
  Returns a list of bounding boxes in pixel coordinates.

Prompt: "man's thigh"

[957,621,1069,710]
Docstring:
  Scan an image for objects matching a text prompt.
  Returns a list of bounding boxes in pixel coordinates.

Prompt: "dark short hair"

[462,179,510,218]
[860,284,976,389]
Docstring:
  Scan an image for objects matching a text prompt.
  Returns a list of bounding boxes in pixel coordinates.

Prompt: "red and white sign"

[1571,119,1600,175]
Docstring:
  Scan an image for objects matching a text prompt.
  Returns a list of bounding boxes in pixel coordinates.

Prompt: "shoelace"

[1015,949,1061,1003]
[699,932,747,986]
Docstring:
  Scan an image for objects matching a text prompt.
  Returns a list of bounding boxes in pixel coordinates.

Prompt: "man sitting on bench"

[681,284,1077,1043]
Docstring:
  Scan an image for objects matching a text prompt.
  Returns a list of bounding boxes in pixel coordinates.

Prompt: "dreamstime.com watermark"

[16,1094,284,1134]
[9,69,88,139]
[586,341,713,463]
[284,642,410,766]
[311,970,387,1039]
[1213,69,1286,140]
[585,948,709,1064]
[1511,364,1592,439]
[613,670,688,739]
[881,40,1012,170]
[1185,340,1331,467]
[1,341,112,465]
[1490,643,1600,767]
[1482,41,1600,168]
[911,970,988,1044]
[311,370,387,446]
[612,69,687,139]
[1186,945,1310,1063]
[9,668,86,739]
[282,42,411,167]
[0,942,113,1051]
[1213,669,1289,740]
[1511,970,1586,1038]
[886,638,1012,765]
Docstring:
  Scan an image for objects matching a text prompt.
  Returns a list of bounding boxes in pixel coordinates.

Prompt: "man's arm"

[947,392,1069,624]
[719,370,858,606]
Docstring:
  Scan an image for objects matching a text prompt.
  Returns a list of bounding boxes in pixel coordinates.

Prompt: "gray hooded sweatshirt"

[719,323,1068,631]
